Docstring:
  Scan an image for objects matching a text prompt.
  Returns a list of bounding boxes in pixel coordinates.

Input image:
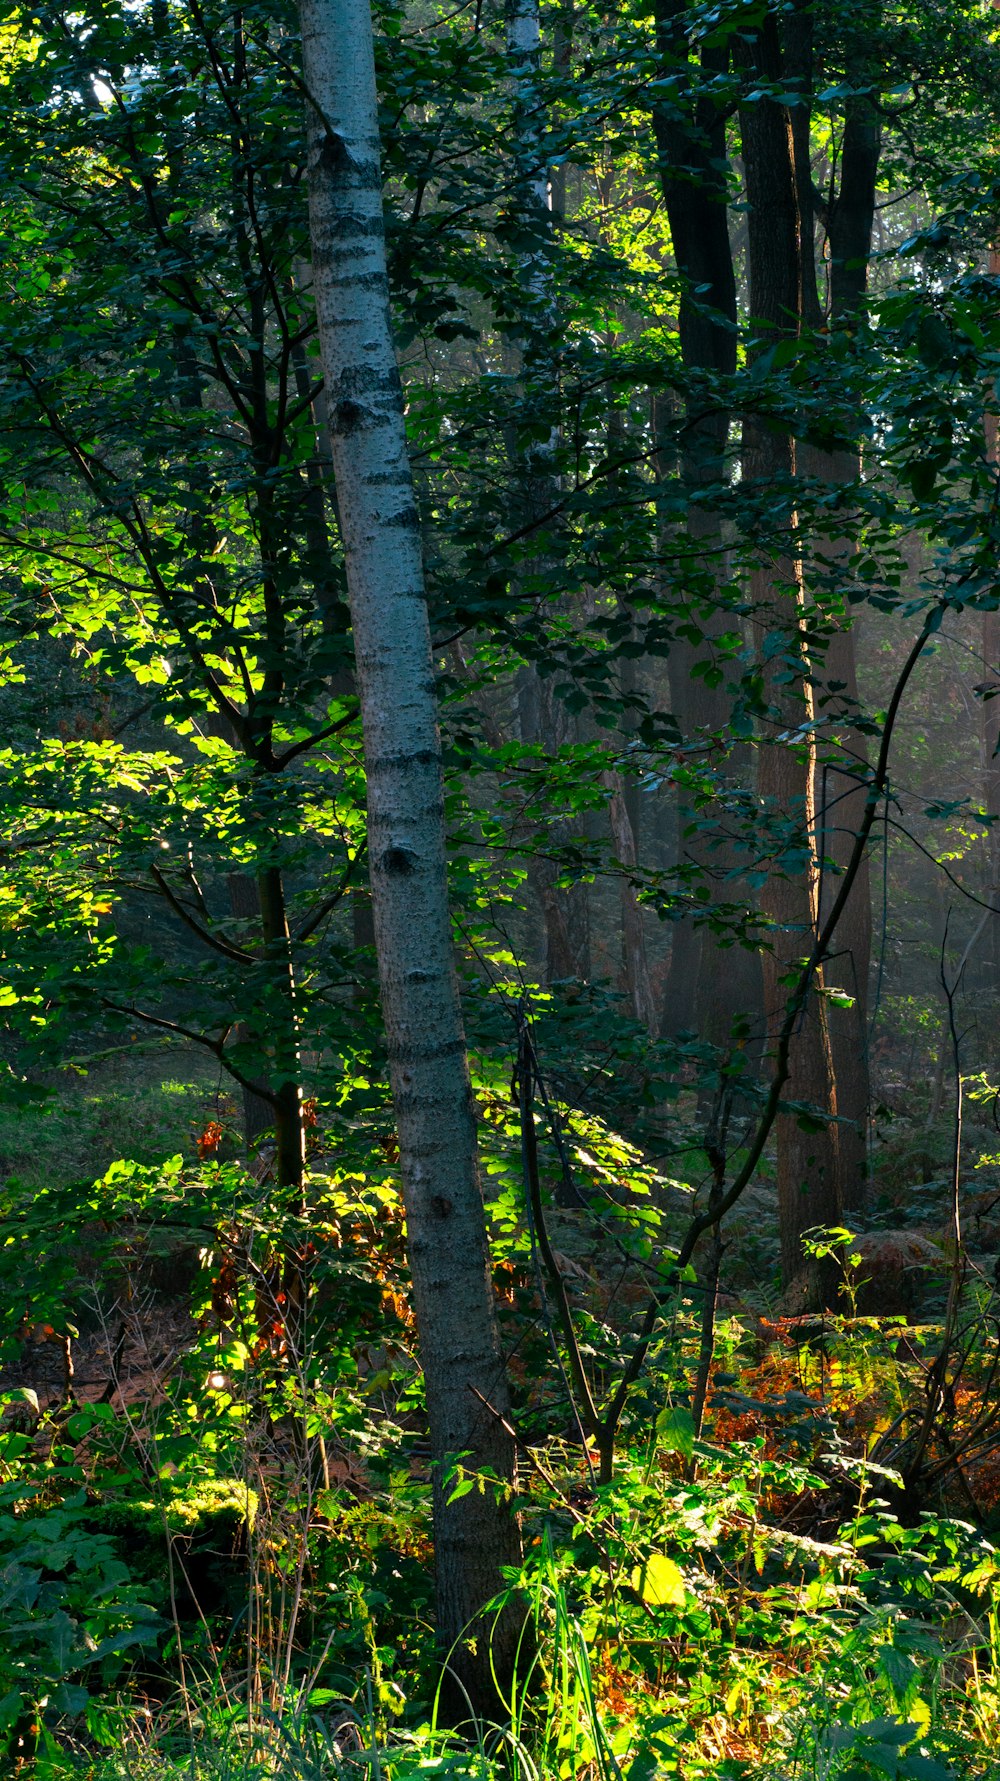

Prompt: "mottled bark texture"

[298,0,522,1707]
[737,13,842,1287]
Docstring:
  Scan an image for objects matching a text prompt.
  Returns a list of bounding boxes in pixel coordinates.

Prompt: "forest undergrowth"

[2,1041,1000,1781]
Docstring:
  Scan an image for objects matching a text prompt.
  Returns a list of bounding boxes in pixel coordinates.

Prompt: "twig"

[150,863,256,963]
[688,1221,724,1477]
[903,910,974,1491]
[516,1010,605,1476]
[467,1385,587,1521]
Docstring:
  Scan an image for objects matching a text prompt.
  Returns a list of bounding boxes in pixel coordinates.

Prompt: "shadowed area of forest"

[3,0,1000,1775]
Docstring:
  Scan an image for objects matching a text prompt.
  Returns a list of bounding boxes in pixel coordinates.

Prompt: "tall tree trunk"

[506,0,589,984]
[983,607,1000,996]
[170,314,306,1166]
[226,869,277,1147]
[517,671,591,982]
[815,599,874,1210]
[605,774,656,1029]
[256,861,306,1195]
[797,28,882,1212]
[738,13,842,1287]
[651,1,762,1056]
[604,382,653,1026]
[298,0,522,1706]
[984,247,1000,999]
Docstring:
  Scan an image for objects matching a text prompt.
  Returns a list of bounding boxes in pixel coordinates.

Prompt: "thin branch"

[516,1010,605,1470]
[294,849,363,942]
[272,703,359,769]
[603,611,938,1446]
[886,816,1000,914]
[149,862,256,964]
[100,999,278,1106]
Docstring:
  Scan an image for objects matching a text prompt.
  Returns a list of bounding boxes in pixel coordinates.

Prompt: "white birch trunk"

[506,0,552,313]
[297,0,522,1704]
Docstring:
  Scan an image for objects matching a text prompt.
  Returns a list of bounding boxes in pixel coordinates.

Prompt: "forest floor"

[1,1048,1000,1778]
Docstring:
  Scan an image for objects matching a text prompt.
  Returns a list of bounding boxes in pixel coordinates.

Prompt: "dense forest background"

[4,0,1000,1773]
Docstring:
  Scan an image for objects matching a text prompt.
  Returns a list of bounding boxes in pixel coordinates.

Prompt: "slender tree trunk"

[796,33,882,1212]
[256,861,306,1195]
[738,14,842,1287]
[749,532,842,1286]
[985,702,1000,997]
[225,870,277,1146]
[815,596,874,1209]
[518,671,591,982]
[298,0,522,1706]
[170,316,305,1164]
[548,2,572,227]
[651,1,762,1053]
[506,0,589,984]
[291,252,380,975]
[605,774,656,1029]
[605,389,652,1026]
[982,244,1000,1007]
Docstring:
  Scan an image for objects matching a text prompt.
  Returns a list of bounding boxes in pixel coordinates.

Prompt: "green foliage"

[4,0,1000,1770]
[2,1136,1000,1776]
[0,1452,160,1760]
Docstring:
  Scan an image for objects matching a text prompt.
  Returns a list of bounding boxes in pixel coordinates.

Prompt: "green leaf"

[907,460,939,501]
[878,1645,918,1700]
[656,1405,695,1459]
[899,1758,956,1781]
[1,1388,38,1414]
[916,313,956,369]
[50,1681,89,1714]
[0,1690,23,1731]
[82,1624,160,1666]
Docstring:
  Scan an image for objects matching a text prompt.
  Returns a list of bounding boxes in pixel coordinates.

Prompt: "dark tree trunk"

[737,11,842,1286]
[606,773,656,1029]
[226,870,277,1147]
[984,606,1000,997]
[827,77,882,325]
[256,863,306,1197]
[799,25,882,1211]
[519,672,591,983]
[784,2,823,333]
[984,279,1000,1004]
[816,601,874,1211]
[506,0,591,987]
[652,0,762,1054]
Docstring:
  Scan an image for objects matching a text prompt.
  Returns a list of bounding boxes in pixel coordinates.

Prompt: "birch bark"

[297,0,522,1704]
